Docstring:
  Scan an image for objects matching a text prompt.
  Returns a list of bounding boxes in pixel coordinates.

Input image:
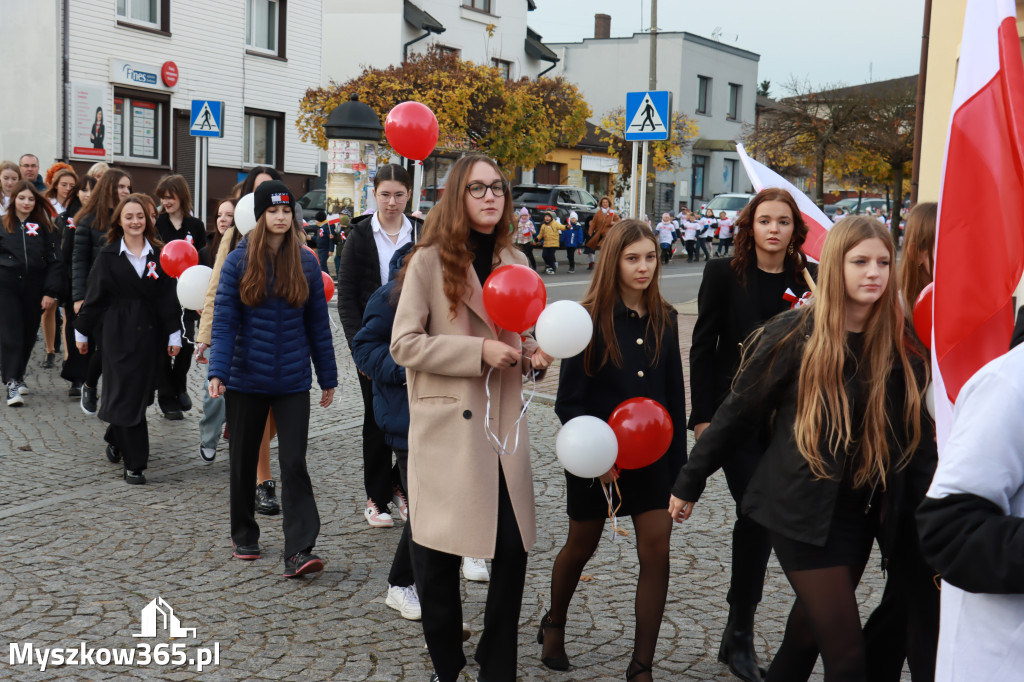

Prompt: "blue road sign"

[190,100,224,138]
[624,91,672,141]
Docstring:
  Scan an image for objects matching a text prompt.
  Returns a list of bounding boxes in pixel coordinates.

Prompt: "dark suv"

[511,184,600,225]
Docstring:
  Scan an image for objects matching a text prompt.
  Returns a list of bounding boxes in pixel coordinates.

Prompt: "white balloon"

[925,381,935,420]
[177,265,213,311]
[535,300,594,359]
[235,193,257,235]
[556,416,618,478]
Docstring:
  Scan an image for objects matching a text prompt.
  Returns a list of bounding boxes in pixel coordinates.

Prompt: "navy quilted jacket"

[209,239,338,394]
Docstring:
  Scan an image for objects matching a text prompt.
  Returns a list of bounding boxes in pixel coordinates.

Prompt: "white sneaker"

[15,380,29,395]
[199,445,216,463]
[462,557,489,582]
[392,487,409,522]
[385,584,422,620]
[364,499,394,528]
[6,382,24,407]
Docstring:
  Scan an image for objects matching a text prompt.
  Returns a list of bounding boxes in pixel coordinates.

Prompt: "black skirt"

[565,452,676,521]
[771,483,880,571]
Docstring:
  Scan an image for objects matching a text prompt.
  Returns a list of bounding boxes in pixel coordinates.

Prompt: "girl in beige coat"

[391,154,552,682]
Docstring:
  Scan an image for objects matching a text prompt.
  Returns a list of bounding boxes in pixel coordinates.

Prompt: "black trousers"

[105,420,149,471]
[60,302,89,384]
[0,271,44,383]
[722,437,773,608]
[158,312,194,400]
[411,469,528,682]
[518,244,536,269]
[226,390,319,559]
[563,247,576,269]
[387,448,414,587]
[358,373,402,510]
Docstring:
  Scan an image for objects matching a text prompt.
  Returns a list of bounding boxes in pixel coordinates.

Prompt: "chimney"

[594,13,610,40]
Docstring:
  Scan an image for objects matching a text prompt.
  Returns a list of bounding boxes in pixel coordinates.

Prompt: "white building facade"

[0,0,323,218]
[548,28,760,215]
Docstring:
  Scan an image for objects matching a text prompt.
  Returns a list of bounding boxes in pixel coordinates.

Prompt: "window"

[492,58,512,80]
[111,94,166,164]
[116,0,169,33]
[692,155,707,200]
[246,0,287,59]
[244,111,281,167]
[697,76,711,115]
[728,83,741,120]
[723,158,737,192]
[437,45,461,57]
[463,0,492,12]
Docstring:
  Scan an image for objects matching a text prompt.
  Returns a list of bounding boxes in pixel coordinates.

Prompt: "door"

[173,109,196,199]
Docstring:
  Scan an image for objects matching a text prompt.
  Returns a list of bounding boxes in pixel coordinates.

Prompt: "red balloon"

[482,264,547,333]
[913,282,934,349]
[160,239,198,278]
[608,398,674,470]
[321,271,335,303]
[384,101,439,161]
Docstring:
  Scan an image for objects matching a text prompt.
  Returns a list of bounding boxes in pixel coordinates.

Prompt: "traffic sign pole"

[412,160,423,214]
[639,141,650,221]
[629,142,639,218]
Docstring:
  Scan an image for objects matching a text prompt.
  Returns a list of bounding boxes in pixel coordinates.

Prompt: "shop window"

[692,155,707,200]
[246,0,287,59]
[111,94,166,164]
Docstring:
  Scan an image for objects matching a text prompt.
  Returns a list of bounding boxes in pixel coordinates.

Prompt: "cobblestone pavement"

[0,308,907,681]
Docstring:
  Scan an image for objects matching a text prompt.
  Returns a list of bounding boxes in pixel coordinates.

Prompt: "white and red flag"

[736,143,833,261]
[932,0,1024,448]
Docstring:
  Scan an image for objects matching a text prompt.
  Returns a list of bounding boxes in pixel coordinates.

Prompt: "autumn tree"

[597,108,700,197]
[296,47,590,173]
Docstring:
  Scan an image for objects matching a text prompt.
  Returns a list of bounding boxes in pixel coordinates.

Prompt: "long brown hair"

[74,168,130,233]
[581,219,674,374]
[155,174,194,216]
[238,209,308,308]
[43,167,78,207]
[106,194,164,248]
[792,216,924,489]
[3,181,54,233]
[209,198,239,262]
[731,188,808,285]
[899,202,937,315]
[400,154,514,319]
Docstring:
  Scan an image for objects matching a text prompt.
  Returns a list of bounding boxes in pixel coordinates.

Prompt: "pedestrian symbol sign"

[190,100,224,138]
[624,91,672,141]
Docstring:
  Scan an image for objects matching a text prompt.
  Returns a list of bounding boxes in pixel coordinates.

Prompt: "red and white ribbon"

[25,223,39,236]
[783,288,812,309]
[146,262,159,279]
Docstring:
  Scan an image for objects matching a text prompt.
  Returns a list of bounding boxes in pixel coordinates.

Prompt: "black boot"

[718,604,765,682]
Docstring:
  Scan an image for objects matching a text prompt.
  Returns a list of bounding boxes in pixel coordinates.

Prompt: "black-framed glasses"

[466,181,507,199]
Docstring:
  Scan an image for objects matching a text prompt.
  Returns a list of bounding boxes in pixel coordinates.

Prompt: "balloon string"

[180,310,194,346]
[602,479,628,540]
[483,364,536,458]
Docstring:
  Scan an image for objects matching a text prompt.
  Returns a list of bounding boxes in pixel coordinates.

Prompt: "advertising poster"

[326,172,356,217]
[71,82,108,158]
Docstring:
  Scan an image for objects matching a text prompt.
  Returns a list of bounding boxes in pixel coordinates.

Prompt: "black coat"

[0,216,63,297]
[673,308,936,552]
[336,213,422,349]
[688,258,817,428]
[156,214,206,250]
[556,301,688,473]
[74,243,180,426]
[71,212,109,303]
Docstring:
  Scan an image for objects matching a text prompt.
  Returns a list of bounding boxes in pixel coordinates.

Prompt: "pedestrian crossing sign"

[190,100,224,138]
[624,91,672,141]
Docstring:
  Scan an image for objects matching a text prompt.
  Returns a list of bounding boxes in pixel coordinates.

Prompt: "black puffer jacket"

[0,217,63,297]
[72,212,109,303]
[336,213,422,349]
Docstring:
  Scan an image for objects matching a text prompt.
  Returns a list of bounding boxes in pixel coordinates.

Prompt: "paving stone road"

[0,308,909,681]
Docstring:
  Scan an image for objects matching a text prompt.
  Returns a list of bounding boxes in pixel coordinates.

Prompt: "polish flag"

[931,0,1024,449]
[736,143,833,261]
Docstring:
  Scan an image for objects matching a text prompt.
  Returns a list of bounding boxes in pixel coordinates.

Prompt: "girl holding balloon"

[390,154,551,682]
[669,217,935,681]
[542,218,686,681]
[73,194,181,482]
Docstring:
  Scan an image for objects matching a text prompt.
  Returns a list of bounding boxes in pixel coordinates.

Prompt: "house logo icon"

[132,597,197,639]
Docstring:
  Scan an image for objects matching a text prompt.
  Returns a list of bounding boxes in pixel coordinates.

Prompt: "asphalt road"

[536,253,709,305]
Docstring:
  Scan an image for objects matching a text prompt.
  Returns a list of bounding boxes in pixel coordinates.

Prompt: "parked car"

[511,184,600,225]
[297,189,326,243]
[825,197,894,218]
[702,193,755,220]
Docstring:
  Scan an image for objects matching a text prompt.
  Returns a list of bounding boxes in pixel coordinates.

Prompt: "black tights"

[767,563,868,682]
[546,509,671,680]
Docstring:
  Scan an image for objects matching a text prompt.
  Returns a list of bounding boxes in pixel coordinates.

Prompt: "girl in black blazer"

[670,217,934,682]
[337,164,421,528]
[687,188,816,682]
[154,174,206,419]
[543,219,687,681]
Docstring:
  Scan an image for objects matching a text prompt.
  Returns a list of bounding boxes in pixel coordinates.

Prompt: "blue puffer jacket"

[350,244,412,451]
[209,238,338,394]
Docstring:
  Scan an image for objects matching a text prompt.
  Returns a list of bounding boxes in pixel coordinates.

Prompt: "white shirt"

[655,223,675,245]
[927,344,1024,681]
[49,198,66,215]
[682,220,700,241]
[371,212,414,286]
[75,239,182,347]
[718,218,733,239]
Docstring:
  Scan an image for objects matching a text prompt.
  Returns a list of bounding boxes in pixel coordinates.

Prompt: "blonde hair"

[793,216,924,489]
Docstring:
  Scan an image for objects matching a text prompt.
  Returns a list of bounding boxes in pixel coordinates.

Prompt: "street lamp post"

[323,93,383,216]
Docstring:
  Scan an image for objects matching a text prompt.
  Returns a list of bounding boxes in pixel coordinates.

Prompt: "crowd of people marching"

[2,149,1021,682]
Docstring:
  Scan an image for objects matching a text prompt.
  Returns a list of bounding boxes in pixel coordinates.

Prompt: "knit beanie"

[519,207,529,216]
[253,180,294,222]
